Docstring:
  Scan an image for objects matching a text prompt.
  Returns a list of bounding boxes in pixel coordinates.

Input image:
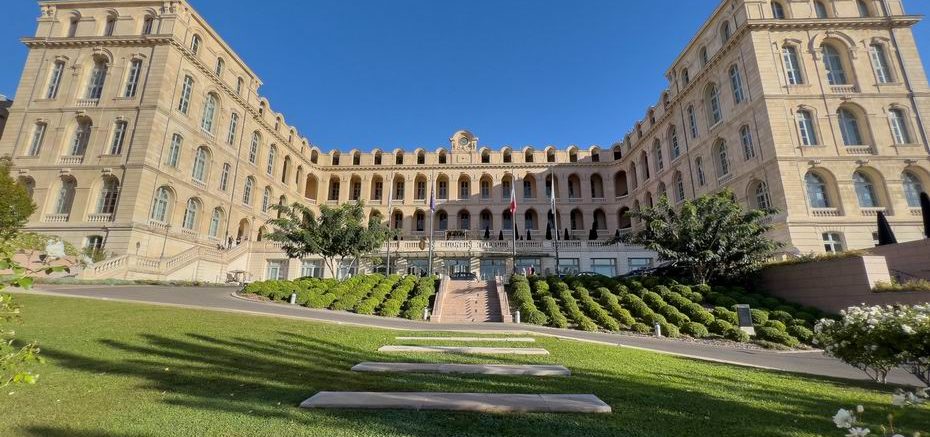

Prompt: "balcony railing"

[59,155,84,165]
[830,84,858,94]
[75,98,99,107]
[42,213,70,223]
[845,145,875,155]
[87,213,113,223]
[811,207,841,217]
[860,207,887,217]
[910,208,922,217]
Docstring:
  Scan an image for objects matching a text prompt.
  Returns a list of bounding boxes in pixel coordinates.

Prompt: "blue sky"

[2,0,929,151]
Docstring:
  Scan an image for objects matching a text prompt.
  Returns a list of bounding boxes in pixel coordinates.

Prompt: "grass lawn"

[2,294,927,437]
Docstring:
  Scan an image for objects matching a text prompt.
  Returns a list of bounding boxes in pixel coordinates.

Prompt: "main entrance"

[445,258,471,276]
[479,259,506,280]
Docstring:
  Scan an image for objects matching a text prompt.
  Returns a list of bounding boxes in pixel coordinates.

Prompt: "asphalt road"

[25,284,923,386]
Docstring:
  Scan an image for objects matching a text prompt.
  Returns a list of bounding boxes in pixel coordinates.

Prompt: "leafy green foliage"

[0,159,35,242]
[621,191,782,284]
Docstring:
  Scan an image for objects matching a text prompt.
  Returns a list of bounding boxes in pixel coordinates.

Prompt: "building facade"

[0,0,928,282]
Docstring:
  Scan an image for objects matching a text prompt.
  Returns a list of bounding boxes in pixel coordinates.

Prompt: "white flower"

[855,405,864,414]
[845,428,870,437]
[902,325,915,335]
[45,240,66,259]
[833,409,856,428]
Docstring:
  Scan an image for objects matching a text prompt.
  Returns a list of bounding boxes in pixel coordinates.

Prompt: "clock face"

[458,137,469,147]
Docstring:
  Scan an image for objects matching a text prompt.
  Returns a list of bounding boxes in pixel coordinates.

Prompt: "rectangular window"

[142,17,154,35]
[416,180,426,200]
[109,121,127,155]
[86,63,107,99]
[438,181,448,199]
[266,260,287,280]
[394,181,405,200]
[177,76,193,114]
[166,133,182,167]
[301,260,323,278]
[557,258,580,275]
[869,44,892,84]
[27,124,46,156]
[783,46,804,85]
[501,180,511,200]
[226,113,239,146]
[373,181,383,200]
[670,129,680,159]
[46,62,64,99]
[591,258,617,277]
[627,257,654,272]
[797,112,818,146]
[687,106,698,138]
[123,60,142,97]
[730,67,745,104]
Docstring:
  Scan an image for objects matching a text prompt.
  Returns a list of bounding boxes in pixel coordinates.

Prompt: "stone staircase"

[435,280,504,323]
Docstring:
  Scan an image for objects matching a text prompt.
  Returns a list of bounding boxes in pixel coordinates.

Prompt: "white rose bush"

[830,389,927,437]
[814,304,929,385]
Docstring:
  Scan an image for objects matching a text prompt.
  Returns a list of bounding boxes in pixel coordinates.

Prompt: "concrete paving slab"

[300,392,611,413]
[351,362,571,376]
[395,336,536,343]
[378,345,550,355]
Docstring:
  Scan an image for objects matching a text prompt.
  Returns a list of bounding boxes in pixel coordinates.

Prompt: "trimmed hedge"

[576,287,620,331]
[401,276,437,320]
[510,275,548,326]
[682,322,710,338]
[597,288,636,327]
[556,285,598,331]
[541,296,569,328]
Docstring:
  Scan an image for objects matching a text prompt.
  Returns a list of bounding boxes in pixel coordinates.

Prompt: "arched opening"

[236,218,251,241]
[352,151,361,166]
[569,208,584,232]
[392,174,405,201]
[370,175,384,201]
[614,171,629,198]
[436,174,450,200]
[457,174,471,200]
[567,174,582,199]
[479,175,492,199]
[524,209,538,231]
[480,209,493,232]
[327,176,341,201]
[414,174,428,201]
[438,149,448,164]
[350,175,363,201]
[593,209,607,231]
[522,174,537,199]
[304,175,319,200]
[458,210,471,231]
[502,148,512,163]
[618,207,632,230]
[480,148,490,164]
[524,148,534,163]
[416,150,426,165]
[590,174,604,199]
[437,210,449,231]
[545,174,560,199]
[546,148,556,163]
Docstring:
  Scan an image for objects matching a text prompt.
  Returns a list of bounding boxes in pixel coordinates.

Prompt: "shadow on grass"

[26,329,927,437]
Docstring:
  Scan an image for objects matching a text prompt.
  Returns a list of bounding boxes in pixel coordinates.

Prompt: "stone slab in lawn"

[300,392,611,414]
[378,345,550,355]
[352,362,571,376]
[395,337,536,343]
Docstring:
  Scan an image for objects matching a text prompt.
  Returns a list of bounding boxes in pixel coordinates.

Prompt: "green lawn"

[1,294,926,437]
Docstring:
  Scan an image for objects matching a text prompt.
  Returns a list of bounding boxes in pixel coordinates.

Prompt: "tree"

[619,191,781,284]
[265,201,393,278]
[0,159,36,242]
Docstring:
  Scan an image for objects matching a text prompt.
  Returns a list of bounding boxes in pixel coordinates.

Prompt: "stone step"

[352,362,570,376]
[300,392,611,413]
[378,345,549,355]
[395,337,536,343]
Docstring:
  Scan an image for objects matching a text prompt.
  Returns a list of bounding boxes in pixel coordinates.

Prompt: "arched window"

[503,148,513,163]
[46,61,65,99]
[243,177,255,204]
[822,44,848,85]
[352,151,361,166]
[124,59,142,98]
[869,44,892,84]
[729,65,745,104]
[459,176,471,200]
[715,140,730,177]
[438,211,448,231]
[85,59,108,100]
[805,172,830,208]
[889,108,911,144]
[201,93,217,133]
[373,151,383,165]
[390,151,401,165]
[165,133,182,167]
[458,210,471,231]
[480,176,491,199]
[69,119,92,156]
[192,147,209,181]
[311,150,319,164]
[771,1,786,19]
[668,126,680,159]
[681,68,690,86]
[853,171,878,208]
[481,149,490,163]
[178,75,193,114]
[699,46,708,67]
[438,150,448,164]
[97,176,119,214]
[720,21,732,44]
[695,157,706,186]
[261,186,272,213]
[67,14,79,37]
[208,208,223,238]
[857,0,871,17]
[590,174,604,199]
[190,34,202,54]
[674,172,685,202]
[236,77,244,95]
[266,146,277,175]
[142,16,154,35]
[150,186,171,222]
[797,110,818,145]
[783,45,804,85]
[653,141,664,171]
[814,1,829,18]
[740,125,755,159]
[215,58,225,76]
[54,177,76,215]
[328,177,340,201]
[524,148,534,163]
[902,172,924,208]
[182,198,200,230]
[705,84,722,125]
[838,108,864,146]
[753,181,772,210]
[28,122,47,156]
[248,132,260,164]
[417,150,425,165]
[226,112,239,146]
[569,148,578,163]
[415,211,426,232]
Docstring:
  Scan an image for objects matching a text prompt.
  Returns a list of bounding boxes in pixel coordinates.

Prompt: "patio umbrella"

[876,211,898,246]
[526,229,532,241]
[922,192,930,238]
[614,229,621,239]
[545,222,552,240]
[564,228,570,241]
[588,227,598,241]
[498,230,504,241]
[484,226,490,240]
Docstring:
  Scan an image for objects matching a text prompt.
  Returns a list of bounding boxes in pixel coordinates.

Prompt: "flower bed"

[515,275,827,348]
[242,274,438,320]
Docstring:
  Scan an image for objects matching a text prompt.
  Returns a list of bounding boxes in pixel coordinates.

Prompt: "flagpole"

[510,168,517,273]
[386,171,394,275]
[428,171,435,277]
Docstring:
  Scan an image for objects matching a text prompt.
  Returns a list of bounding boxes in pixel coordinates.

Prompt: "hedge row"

[510,276,548,325]
[401,276,438,320]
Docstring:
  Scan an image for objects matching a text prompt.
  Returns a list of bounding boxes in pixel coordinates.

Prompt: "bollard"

[289,293,297,305]
[423,308,430,321]
[654,321,662,337]
[515,310,521,324]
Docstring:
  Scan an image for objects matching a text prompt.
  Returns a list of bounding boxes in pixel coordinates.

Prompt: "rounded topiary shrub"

[768,310,794,323]
[653,285,672,298]
[708,319,734,335]
[716,295,738,308]
[682,322,710,338]
[786,325,813,343]
[659,321,680,338]
[631,322,652,334]
[643,312,667,325]
[756,326,800,347]
[684,303,715,325]
[525,310,549,326]
[750,309,769,325]
[724,327,751,343]
[695,284,712,295]
[671,284,692,296]
[764,320,787,332]
[712,307,738,325]
[659,305,690,327]
[642,291,665,308]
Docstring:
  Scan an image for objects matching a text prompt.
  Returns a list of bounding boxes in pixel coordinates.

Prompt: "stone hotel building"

[0,0,928,281]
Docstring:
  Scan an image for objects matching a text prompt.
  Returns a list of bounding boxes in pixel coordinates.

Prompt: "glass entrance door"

[445,258,471,276]
[480,259,506,281]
